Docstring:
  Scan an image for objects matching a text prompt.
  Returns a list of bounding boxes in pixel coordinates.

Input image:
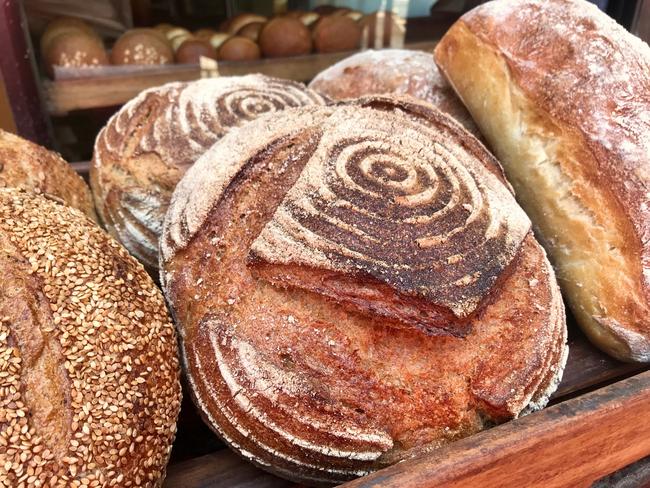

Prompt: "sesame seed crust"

[0,189,181,487]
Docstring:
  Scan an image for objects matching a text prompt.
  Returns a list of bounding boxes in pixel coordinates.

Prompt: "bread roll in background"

[90,75,328,269]
[111,28,173,65]
[227,13,267,35]
[194,28,218,40]
[176,38,217,63]
[208,32,231,50]
[309,49,480,137]
[160,96,567,485]
[0,188,181,487]
[43,30,108,76]
[286,10,320,26]
[40,17,97,55]
[259,17,312,57]
[237,21,264,42]
[0,129,97,220]
[312,14,362,53]
[170,32,193,52]
[435,0,650,362]
[217,36,261,61]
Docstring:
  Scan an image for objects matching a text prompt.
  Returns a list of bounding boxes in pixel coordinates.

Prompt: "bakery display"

[435,0,650,362]
[0,129,96,220]
[312,14,362,53]
[90,75,328,269]
[258,17,313,58]
[0,188,181,487]
[160,96,567,484]
[176,38,217,63]
[218,36,261,61]
[111,28,173,65]
[309,49,479,136]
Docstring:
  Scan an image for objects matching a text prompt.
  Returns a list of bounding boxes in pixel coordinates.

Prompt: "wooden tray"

[162,323,649,488]
[43,42,437,115]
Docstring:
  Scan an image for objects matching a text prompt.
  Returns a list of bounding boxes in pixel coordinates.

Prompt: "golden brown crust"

[312,15,361,53]
[309,49,481,137]
[435,0,650,361]
[0,129,97,220]
[217,36,261,61]
[258,17,313,58]
[160,98,567,484]
[90,75,328,269]
[111,29,173,65]
[43,31,108,77]
[0,189,181,487]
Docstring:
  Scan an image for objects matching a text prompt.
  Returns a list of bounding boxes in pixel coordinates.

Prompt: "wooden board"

[43,42,437,115]
[163,328,648,488]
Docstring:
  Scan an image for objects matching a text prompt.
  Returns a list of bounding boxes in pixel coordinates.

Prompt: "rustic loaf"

[0,129,97,220]
[0,188,181,487]
[435,0,650,362]
[309,49,480,136]
[90,75,328,269]
[160,96,567,485]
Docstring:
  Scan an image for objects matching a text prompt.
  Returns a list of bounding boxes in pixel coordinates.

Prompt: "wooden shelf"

[163,327,648,487]
[43,42,437,115]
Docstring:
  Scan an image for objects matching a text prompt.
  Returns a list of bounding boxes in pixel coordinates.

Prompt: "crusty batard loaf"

[0,188,181,487]
[0,129,97,220]
[160,96,567,485]
[309,49,480,136]
[435,0,650,362]
[90,75,328,269]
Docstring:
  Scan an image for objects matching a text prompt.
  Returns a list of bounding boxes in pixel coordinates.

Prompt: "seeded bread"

[91,75,328,269]
[0,189,181,486]
[435,0,650,362]
[0,129,97,221]
[160,97,567,485]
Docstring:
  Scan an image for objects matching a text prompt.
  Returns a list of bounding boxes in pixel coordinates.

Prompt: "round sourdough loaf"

[0,129,97,220]
[0,188,181,487]
[160,96,568,485]
[90,75,328,270]
[309,49,480,137]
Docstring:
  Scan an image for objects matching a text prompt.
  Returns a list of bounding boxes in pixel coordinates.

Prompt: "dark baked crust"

[90,75,328,269]
[0,129,97,220]
[309,49,481,137]
[435,0,650,361]
[258,17,313,58]
[312,15,361,53]
[0,189,181,487]
[160,98,567,484]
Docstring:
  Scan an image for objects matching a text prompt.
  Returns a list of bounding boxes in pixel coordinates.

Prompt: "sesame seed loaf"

[0,189,181,487]
[90,75,328,270]
[160,96,567,485]
[0,129,97,221]
[435,0,650,362]
[308,49,481,137]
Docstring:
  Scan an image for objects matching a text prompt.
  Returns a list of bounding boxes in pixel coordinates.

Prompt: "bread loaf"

[111,29,173,65]
[0,188,181,486]
[227,13,267,35]
[40,17,97,55]
[44,31,108,76]
[90,75,328,269]
[309,49,480,136]
[258,17,312,57]
[217,36,261,61]
[0,129,96,220]
[237,21,264,42]
[435,0,650,362]
[312,15,361,53]
[160,96,567,484]
[175,39,217,63]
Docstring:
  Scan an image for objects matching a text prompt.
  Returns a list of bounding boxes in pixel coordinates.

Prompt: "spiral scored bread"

[160,97,567,484]
[0,129,97,220]
[91,75,328,269]
[309,49,480,137]
[435,0,650,362]
[0,188,181,487]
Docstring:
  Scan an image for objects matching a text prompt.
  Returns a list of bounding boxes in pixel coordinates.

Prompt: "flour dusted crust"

[0,129,97,220]
[309,49,480,136]
[160,97,567,484]
[0,189,181,487]
[435,0,650,361]
[91,75,328,269]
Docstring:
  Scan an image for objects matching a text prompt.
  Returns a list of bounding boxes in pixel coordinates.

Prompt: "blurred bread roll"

[313,15,361,53]
[40,17,97,55]
[195,28,218,40]
[170,32,193,51]
[44,31,108,76]
[208,32,230,50]
[286,10,320,26]
[111,29,173,65]
[176,39,217,63]
[165,27,190,41]
[227,13,267,35]
[259,17,312,57]
[217,36,261,61]
[237,21,264,42]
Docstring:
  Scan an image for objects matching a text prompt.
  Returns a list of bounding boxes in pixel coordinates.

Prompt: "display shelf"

[43,41,437,115]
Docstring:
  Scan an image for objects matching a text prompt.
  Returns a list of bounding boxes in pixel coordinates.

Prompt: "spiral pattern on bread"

[91,75,328,269]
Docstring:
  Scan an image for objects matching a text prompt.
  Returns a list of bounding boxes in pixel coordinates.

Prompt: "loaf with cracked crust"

[0,188,181,487]
[0,129,97,220]
[90,75,328,270]
[160,96,568,485]
[435,0,650,362]
[309,49,480,137]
